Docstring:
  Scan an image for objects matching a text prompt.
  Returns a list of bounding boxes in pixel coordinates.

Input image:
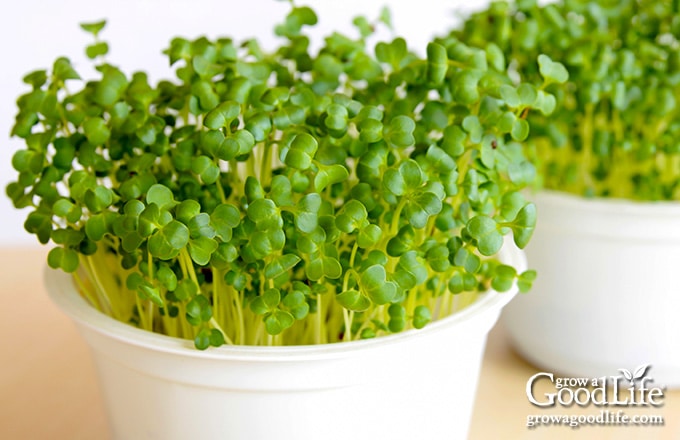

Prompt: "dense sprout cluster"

[8,6,542,348]
[455,0,680,200]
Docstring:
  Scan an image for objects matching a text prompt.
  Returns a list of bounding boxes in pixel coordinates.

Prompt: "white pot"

[502,190,680,386]
[46,244,523,440]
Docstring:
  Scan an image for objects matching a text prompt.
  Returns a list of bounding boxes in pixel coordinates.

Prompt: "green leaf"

[295,193,321,233]
[335,200,368,233]
[211,203,240,241]
[404,192,442,229]
[148,221,190,260]
[454,248,481,274]
[379,6,392,29]
[383,169,406,196]
[51,228,84,247]
[426,146,455,173]
[386,115,416,148]
[146,184,177,211]
[192,55,222,79]
[249,229,285,258]
[188,236,218,265]
[282,291,309,320]
[518,270,537,293]
[400,159,425,188]
[194,328,211,350]
[265,254,301,279]
[250,288,281,315]
[509,203,537,249]
[307,256,342,281]
[270,175,294,207]
[462,115,483,143]
[324,103,348,134]
[264,310,295,335]
[84,186,114,213]
[156,265,178,291]
[360,264,397,304]
[211,242,239,268]
[275,6,318,37]
[499,85,521,108]
[451,70,483,105]
[497,111,517,134]
[174,279,198,301]
[85,213,110,241]
[138,204,161,237]
[314,164,349,192]
[204,101,240,129]
[357,224,382,248]
[176,200,201,224]
[500,191,526,222]
[188,213,215,239]
[467,216,503,256]
[186,295,212,323]
[94,67,128,107]
[247,198,282,231]
[426,42,448,85]
[245,176,265,202]
[209,329,225,347]
[448,272,464,294]
[192,80,219,111]
[22,70,48,88]
[82,117,110,145]
[192,156,220,184]
[245,112,272,142]
[86,42,109,59]
[441,125,466,158]
[413,305,432,329]
[358,118,383,143]
[538,54,569,84]
[53,57,80,81]
[336,289,371,312]
[80,20,106,36]
[388,304,407,333]
[11,150,41,173]
[425,244,450,272]
[535,90,557,115]
[507,161,536,186]
[284,132,318,170]
[517,83,538,107]
[511,118,530,142]
[53,199,82,223]
[396,251,428,288]
[486,43,505,71]
[491,264,517,292]
[47,247,79,272]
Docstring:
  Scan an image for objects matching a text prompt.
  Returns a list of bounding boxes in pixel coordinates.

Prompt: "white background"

[0,0,488,246]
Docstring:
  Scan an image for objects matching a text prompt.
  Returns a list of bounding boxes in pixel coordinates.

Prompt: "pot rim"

[46,243,524,362]
[534,189,680,216]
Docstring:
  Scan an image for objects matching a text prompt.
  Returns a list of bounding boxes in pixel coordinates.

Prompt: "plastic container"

[46,245,524,440]
[502,190,680,387]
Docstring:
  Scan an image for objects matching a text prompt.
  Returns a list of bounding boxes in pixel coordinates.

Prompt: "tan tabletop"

[1,247,678,439]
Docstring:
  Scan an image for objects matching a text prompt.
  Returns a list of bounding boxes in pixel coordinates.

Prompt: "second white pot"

[502,190,680,387]
[47,244,524,440]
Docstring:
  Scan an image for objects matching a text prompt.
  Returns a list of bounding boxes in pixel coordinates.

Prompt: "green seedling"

[7,3,544,348]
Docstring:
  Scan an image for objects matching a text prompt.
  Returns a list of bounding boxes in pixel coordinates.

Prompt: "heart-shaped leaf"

[467,215,503,256]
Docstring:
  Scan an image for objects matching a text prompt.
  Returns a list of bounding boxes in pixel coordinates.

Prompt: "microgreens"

[454,0,680,200]
[7,4,543,348]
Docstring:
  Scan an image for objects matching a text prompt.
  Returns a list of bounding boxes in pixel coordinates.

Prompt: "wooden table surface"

[1,247,678,440]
